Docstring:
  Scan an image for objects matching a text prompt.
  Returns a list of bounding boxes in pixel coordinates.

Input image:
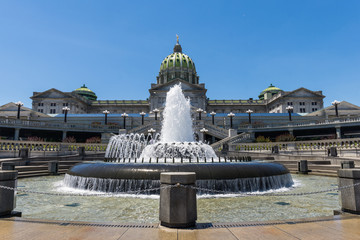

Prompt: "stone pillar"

[329,147,338,157]
[271,146,279,154]
[78,147,85,157]
[297,160,310,174]
[119,129,127,135]
[288,129,294,136]
[19,148,29,158]
[48,161,59,175]
[338,169,360,214]
[101,132,113,144]
[0,170,18,216]
[336,127,341,139]
[1,162,16,170]
[14,128,20,140]
[62,131,67,141]
[159,172,197,228]
[249,131,256,140]
[228,129,237,138]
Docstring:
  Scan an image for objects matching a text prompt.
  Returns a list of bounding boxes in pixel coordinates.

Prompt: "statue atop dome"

[174,34,182,53]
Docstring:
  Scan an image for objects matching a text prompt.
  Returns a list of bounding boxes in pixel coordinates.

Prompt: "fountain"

[64,84,293,194]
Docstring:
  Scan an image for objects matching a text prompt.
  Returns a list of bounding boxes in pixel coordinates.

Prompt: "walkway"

[1,215,360,239]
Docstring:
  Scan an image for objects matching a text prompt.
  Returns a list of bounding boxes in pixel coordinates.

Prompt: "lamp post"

[227,112,235,129]
[148,128,156,139]
[210,111,216,125]
[62,107,70,123]
[103,110,110,125]
[121,112,128,129]
[15,101,23,119]
[140,112,146,125]
[196,108,204,120]
[153,108,160,121]
[332,100,340,117]
[246,109,253,124]
[200,128,208,142]
[286,106,293,121]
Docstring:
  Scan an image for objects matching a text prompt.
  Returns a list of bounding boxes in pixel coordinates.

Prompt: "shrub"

[27,136,44,142]
[63,136,76,143]
[275,134,296,142]
[86,136,101,143]
[255,136,271,143]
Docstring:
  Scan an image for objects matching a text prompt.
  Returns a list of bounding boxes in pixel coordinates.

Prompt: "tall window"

[50,109,56,114]
[50,103,56,106]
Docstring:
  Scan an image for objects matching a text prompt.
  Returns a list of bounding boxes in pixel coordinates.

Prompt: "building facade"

[30,39,325,116]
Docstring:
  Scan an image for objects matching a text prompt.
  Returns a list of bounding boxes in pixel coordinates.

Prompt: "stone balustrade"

[234,138,360,153]
[0,140,107,152]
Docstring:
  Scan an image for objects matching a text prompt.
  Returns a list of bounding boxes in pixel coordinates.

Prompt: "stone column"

[0,170,18,216]
[228,129,237,138]
[159,172,197,228]
[14,128,20,140]
[297,160,310,174]
[62,131,67,141]
[288,128,294,136]
[336,127,342,139]
[48,161,59,175]
[338,169,360,214]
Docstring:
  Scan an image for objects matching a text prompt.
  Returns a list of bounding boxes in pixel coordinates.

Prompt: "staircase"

[211,132,251,150]
[203,123,229,139]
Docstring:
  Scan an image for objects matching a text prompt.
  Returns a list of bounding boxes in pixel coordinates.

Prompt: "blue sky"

[0,0,359,108]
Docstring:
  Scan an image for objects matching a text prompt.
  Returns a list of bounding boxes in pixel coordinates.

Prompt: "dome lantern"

[157,36,199,85]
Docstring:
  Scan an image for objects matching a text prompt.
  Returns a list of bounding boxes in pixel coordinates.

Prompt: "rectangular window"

[287,102,293,106]
[299,102,305,106]
[50,103,56,106]
[63,103,68,106]
[312,108,318,112]
[38,109,43,113]
[50,109,56,114]
[300,108,306,113]
[38,103,44,107]
[312,102,317,105]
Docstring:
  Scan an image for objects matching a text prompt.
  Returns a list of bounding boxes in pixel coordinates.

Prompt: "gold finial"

[176,34,179,44]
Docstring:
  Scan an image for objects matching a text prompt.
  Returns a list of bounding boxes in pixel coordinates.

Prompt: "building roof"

[306,101,360,117]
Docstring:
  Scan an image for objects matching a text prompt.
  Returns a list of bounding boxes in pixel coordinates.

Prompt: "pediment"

[31,88,73,99]
[329,101,360,111]
[285,88,323,98]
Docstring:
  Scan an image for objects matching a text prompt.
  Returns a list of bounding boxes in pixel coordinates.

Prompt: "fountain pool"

[15,174,339,223]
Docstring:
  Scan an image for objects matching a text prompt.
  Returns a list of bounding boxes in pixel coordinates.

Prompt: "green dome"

[259,84,282,100]
[160,53,196,72]
[157,37,199,85]
[73,84,97,101]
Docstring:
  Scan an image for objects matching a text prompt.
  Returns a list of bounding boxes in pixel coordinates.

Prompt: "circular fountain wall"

[65,84,293,194]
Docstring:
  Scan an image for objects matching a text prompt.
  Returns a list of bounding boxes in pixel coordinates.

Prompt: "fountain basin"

[65,162,293,194]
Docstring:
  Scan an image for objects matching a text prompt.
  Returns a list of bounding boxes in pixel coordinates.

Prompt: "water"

[104,83,217,161]
[15,175,340,223]
[63,172,293,194]
[160,84,194,142]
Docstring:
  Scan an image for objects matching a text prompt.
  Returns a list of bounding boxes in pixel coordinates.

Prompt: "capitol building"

[30,38,325,116]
